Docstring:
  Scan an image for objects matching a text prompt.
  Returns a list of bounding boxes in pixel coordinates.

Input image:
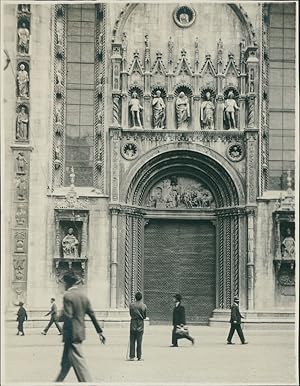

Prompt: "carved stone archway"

[114,145,248,318]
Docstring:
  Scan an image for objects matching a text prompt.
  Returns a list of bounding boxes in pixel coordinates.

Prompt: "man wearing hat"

[227,296,248,344]
[55,272,106,382]
[171,293,194,347]
[16,301,27,336]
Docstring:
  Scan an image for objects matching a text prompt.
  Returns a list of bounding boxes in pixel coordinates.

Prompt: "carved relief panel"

[145,176,215,209]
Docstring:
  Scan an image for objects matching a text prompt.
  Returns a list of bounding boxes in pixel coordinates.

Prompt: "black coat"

[172,303,186,326]
[229,303,243,324]
[17,306,27,322]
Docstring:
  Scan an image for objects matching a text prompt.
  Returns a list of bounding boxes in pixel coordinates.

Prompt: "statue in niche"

[55,105,62,124]
[175,92,190,129]
[16,176,27,200]
[152,90,165,129]
[129,91,143,128]
[281,228,295,260]
[16,152,27,174]
[56,23,63,46]
[17,22,30,54]
[62,227,79,258]
[17,64,29,98]
[224,91,239,129]
[16,207,26,225]
[200,91,215,130]
[16,106,29,140]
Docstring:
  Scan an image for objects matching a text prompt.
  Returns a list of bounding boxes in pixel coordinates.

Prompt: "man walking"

[128,291,147,361]
[55,272,106,382]
[227,296,248,344]
[171,294,194,347]
[41,298,62,335]
[16,301,27,336]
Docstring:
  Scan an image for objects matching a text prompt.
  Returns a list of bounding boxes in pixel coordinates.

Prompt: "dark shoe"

[191,338,195,345]
[16,332,19,335]
[127,358,135,361]
[58,333,62,335]
[227,341,234,344]
[170,344,178,347]
[41,331,46,335]
[20,333,25,336]
[242,341,248,345]
[137,358,144,361]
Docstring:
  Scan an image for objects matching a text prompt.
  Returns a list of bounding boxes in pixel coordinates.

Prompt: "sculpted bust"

[281,228,295,260]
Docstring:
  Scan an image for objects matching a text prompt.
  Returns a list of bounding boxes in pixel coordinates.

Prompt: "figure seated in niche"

[281,228,295,260]
[62,227,79,258]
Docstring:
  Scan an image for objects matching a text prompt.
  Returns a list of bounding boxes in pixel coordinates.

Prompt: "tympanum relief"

[146,176,215,209]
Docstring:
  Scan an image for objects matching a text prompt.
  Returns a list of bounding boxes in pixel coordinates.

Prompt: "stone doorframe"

[109,144,257,311]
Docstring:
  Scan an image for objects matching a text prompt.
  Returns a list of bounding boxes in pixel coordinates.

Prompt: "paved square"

[3,325,298,385]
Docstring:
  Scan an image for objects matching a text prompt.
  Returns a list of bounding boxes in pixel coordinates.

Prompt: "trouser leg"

[136,331,143,359]
[55,343,71,382]
[236,324,246,343]
[172,327,178,346]
[44,318,54,333]
[227,324,236,342]
[54,318,62,333]
[129,331,136,358]
[184,332,194,342]
[69,342,92,382]
[18,321,24,334]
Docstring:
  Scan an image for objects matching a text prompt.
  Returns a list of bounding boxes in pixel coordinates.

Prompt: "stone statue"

[16,176,27,200]
[56,69,63,86]
[152,90,165,129]
[55,106,62,124]
[17,23,30,54]
[224,91,239,129]
[56,23,63,46]
[179,12,189,24]
[200,91,215,130]
[129,91,143,128]
[17,64,29,98]
[281,228,295,260]
[62,227,79,258]
[16,152,27,174]
[16,106,29,140]
[175,91,190,129]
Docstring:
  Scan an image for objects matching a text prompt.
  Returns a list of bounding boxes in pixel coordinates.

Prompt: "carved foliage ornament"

[121,141,138,160]
[226,143,245,162]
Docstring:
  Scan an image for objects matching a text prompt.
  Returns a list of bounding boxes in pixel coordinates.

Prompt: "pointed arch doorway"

[114,145,247,324]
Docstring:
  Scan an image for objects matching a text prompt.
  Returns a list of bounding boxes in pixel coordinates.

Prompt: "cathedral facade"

[3,2,296,324]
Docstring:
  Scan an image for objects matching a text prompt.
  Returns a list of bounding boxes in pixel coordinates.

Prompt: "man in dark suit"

[55,272,106,382]
[41,298,62,335]
[171,293,194,347]
[129,291,147,361]
[16,301,27,336]
[227,296,248,344]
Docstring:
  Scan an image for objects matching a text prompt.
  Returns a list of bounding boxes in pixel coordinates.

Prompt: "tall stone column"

[246,209,255,309]
[110,208,119,308]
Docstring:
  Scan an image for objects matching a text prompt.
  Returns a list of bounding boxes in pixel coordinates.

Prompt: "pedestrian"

[41,298,62,335]
[55,272,106,383]
[227,296,248,344]
[170,294,194,347]
[128,291,147,361]
[16,301,27,336]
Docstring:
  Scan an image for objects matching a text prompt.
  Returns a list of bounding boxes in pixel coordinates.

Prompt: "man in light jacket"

[55,272,106,382]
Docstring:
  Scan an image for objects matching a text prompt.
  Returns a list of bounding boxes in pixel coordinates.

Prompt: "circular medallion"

[173,6,196,28]
[121,142,138,160]
[226,143,244,162]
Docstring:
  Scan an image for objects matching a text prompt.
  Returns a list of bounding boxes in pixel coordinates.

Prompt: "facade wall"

[2,2,296,317]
